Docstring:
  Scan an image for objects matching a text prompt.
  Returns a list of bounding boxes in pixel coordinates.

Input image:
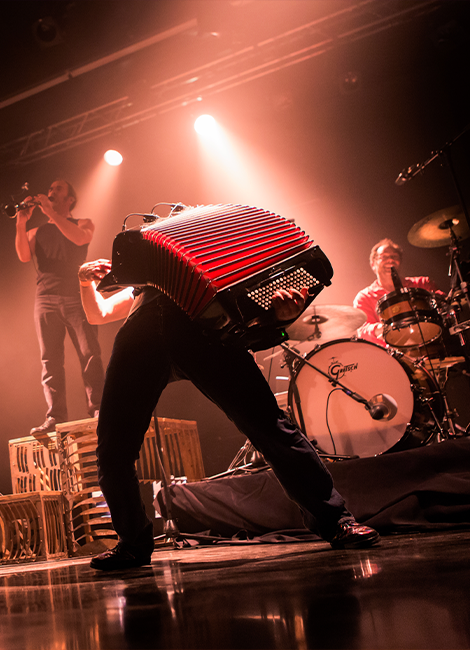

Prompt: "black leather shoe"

[330,522,380,549]
[30,417,57,437]
[90,542,153,571]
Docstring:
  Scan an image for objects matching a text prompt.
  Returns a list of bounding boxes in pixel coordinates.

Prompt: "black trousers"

[96,296,354,552]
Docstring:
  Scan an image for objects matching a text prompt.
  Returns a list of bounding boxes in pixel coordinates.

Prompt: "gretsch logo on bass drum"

[328,357,358,381]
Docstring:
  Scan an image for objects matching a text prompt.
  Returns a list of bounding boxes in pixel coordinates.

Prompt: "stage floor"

[0,529,469,649]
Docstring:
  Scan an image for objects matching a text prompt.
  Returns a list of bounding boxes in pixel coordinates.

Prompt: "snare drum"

[377,288,442,348]
[288,338,442,458]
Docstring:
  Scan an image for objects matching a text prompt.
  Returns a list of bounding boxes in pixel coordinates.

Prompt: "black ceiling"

[2,0,470,170]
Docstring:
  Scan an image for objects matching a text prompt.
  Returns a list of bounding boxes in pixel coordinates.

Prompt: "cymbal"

[408,205,470,248]
[286,304,366,343]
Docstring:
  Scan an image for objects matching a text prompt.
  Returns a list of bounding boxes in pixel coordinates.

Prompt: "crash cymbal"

[408,205,470,248]
[286,304,366,343]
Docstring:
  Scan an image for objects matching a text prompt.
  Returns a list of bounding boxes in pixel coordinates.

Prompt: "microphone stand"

[280,343,373,412]
[439,125,470,231]
[281,346,359,461]
[446,227,470,347]
[397,126,470,306]
[151,408,180,545]
[152,408,219,548]
[397,123,470,230]
[397,124,470,417]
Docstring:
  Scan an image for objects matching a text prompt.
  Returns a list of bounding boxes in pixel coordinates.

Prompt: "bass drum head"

[288,338,415,458]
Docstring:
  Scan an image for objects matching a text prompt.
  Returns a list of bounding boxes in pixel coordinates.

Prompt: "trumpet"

[2,200,41,218]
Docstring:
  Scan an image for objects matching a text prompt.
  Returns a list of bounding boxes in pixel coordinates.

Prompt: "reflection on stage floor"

[1,529,470,649]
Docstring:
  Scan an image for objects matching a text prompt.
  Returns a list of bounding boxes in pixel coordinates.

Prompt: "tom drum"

[377,288,442,348]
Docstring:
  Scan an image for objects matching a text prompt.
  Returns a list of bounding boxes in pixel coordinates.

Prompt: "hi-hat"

[286,304,366,343]
[408,205,470,248]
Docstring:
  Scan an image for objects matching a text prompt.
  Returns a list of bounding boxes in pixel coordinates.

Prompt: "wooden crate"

[56,418,100,495]
[7,417,204,555]
[9,434,61,494]
[54,418,113,554]
[64,491,118,554]
[0,492,68,563]
[137,417,205,483]
[56,416,205,492]
[55,416,204,553]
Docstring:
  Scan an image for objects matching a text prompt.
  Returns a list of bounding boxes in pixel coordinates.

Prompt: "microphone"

[395,163,422,186]
[391,266,403,293]
[367,394,398,421]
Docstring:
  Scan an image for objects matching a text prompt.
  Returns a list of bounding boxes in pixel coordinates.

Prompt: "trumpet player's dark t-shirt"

[35,219,89,296]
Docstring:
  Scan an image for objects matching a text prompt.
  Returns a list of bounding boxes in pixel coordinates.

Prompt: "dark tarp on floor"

[155,438,470,538]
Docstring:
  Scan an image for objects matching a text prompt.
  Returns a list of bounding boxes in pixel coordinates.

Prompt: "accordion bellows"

[98,203,333,349]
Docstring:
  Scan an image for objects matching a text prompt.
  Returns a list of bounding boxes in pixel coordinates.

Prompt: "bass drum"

[288,339,442,458]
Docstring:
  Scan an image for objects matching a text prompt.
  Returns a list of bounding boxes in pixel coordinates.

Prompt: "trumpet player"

[14,179,105,440]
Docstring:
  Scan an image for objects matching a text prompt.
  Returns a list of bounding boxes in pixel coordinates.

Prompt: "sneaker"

[330,522,380,549]
[30,417,57,437]
[90,542,153,571]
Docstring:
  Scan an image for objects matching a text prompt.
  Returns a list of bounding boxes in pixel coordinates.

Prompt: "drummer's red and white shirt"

[353,276,441,347]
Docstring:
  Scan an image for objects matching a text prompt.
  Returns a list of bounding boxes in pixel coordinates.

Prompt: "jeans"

[34,293,105,422]
[96,296,354,550]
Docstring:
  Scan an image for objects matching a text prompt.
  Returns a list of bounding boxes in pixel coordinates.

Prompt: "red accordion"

[98,203,333,349]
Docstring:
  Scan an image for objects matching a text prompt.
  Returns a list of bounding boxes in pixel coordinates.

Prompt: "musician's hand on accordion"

[271,287,309,322]
[79,259,112,286]
[79,259,134,325]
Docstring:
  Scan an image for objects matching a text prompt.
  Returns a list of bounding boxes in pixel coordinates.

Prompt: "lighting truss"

[0,0,441,168]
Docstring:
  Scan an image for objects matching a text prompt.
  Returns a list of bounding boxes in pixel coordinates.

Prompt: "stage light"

[32,16,63,48]
[194,114,218,135]
[104,149,123,166]
[339,70,361,94]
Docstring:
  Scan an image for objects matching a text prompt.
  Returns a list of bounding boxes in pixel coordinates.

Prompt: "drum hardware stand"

[390,282,469,440]
[397,329,461,441]
[415,381,448,441]
[410,354,467,441]
[226,439,269,473]
[447,229,470,305]
[434,367,470,439]
[446,226,470,348]
[422,237,470,437]
[445,230,470,374]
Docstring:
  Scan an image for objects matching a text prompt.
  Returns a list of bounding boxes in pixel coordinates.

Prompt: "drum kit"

[274,206,470,460]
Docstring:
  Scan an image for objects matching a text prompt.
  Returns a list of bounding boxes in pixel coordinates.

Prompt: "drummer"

[353,238,443,348]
